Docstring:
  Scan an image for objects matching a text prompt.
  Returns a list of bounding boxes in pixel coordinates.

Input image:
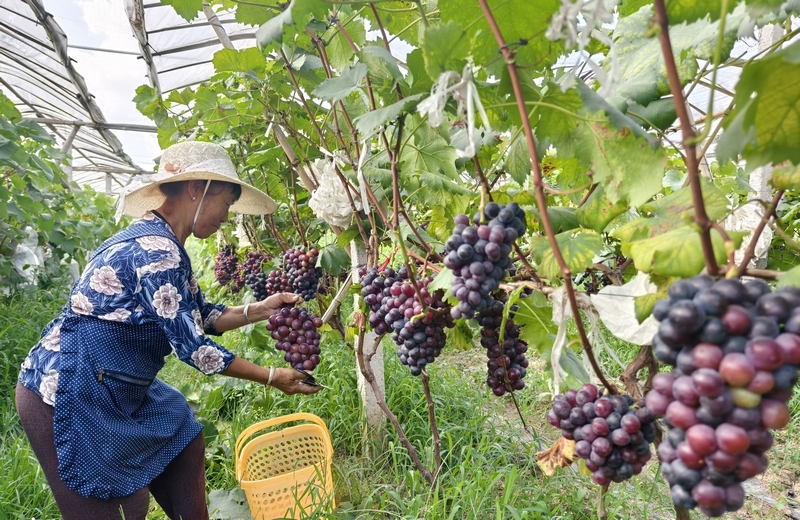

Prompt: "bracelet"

[265,366,276,387]
[243,303,252,324]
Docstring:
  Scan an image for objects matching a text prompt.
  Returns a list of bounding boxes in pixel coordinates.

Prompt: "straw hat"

[115,141,276,221]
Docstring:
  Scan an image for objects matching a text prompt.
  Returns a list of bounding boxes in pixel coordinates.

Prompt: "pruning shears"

[294,367,331,390]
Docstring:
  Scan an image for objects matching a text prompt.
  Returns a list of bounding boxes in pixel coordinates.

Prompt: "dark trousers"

[15,383,210,520]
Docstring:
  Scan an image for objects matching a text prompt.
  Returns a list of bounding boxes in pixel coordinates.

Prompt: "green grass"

[3,288,800,520]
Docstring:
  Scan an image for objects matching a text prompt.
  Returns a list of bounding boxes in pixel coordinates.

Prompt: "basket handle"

[234,412,332,465]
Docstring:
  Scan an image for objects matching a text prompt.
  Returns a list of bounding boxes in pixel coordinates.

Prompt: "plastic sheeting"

[0,0,146,194]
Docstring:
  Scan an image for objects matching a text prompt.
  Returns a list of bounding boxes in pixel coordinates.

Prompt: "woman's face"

[192,186,236,239]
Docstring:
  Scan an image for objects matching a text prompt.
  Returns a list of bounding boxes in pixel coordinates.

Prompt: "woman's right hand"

[270,368,323,395]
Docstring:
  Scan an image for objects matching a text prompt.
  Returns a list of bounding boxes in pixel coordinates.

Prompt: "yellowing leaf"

[535,437,577,477]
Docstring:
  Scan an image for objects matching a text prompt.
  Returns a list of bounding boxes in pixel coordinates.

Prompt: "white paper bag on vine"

[308,157,362,228]
[550,285,625,395]
[589,272,661,346]
[417,63,490,159]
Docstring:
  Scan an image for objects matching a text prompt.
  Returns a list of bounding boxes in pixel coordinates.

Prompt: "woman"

[16,141,320,519]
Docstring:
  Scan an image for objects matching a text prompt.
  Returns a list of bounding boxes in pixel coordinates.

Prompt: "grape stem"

[476,0,617,395]
[354,324,436,485]
[736,190,784,276]
[620,344,660,399]
[653,0,719,277]
[597,484,608,520]
[420,370,443,472]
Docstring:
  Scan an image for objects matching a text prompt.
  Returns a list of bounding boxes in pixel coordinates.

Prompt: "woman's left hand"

[270,368,323,395]
[253,293,302,321]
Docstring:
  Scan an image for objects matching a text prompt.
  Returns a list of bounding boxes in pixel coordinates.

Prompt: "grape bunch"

[645,276,800,517]
[477,299,529,396]
[214,245,240,287]
[360,267,407,335]
[547,384,656,486]
[265,307,323,371]
[384,276,454,376]
[445,201,526,320]
[244,251,270,301]
[265,269,292,295]
[282,248,322,301]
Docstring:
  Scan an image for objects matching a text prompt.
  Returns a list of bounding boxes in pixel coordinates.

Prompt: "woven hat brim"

[120,171,277,218]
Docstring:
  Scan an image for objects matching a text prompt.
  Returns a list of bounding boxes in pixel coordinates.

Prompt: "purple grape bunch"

[477,299,529,396]
[282,248,322,301]
[645,276,800,516]
[266,307,323,371]
[243,251,270,301]
[445,201,526,320]
[548,385,656,486]
[384,276,454,376]
[360,266,407,335]
[214,245,240,288]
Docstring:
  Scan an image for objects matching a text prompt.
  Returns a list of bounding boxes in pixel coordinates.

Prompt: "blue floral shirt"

[19,212,234,405]
[16,212,237,499]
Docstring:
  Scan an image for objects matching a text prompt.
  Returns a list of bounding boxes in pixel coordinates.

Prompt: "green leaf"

[611,4,742,106]
[400,122,458,179]
[667,0,785,24]
[406,48,433,96]
[718,41,800,170]
[546,207,581,233]
[234,0,273,26]
[440,0,563,69]
[504,133,531,185]
[327,18,366,72]
[641,179,730,221]
[531,230,604,280]
[212,47,266,74]
[515,292,557,354]
[628,226,745,277]
[662,169,685,191]
[0,90,21,121]
[447,319,476,351]
[620,0,652,16]
[778,264,800,287]
[772,162,800,191]
[352,94,423,137]
[0,135,19,161]
[291,0,328,24]
[419,20,470,79]
[311,63,368,103]
[574,112,667,206]
[208,489,251,520]
[255,2,295,49]
[336,225,362,249]
[575,185,630,233]
[633,276,671,323]
[359,46,403,85]
[318,244,350,274]
[626,98,678,131]
[162,0,203,22]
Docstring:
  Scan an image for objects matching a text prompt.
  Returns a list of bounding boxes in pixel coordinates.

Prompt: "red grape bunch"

[476,299,529,396]
[445,201,527,320]
[282,248,322,301]
[383,276,454,376]
[547,385,656,486]
[265,307,323,371]
[360,267,407,336]
[645,276,800,517]
[214,245,240,289]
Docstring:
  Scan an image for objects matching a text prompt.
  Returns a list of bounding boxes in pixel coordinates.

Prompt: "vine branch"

[736,190,784,276]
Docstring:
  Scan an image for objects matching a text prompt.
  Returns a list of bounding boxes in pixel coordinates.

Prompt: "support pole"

[351,242,387,455]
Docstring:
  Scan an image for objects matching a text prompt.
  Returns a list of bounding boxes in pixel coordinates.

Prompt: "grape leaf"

[504,133,531,185]
[633,275,672,323]
[515,293,557,354]
[234,0,274,26]
[628,226,746,277]
[611,4,742,106]
[667,0,786,24]
[620,0,652,16]
[535,437,578,477]
[772,163,800,191]
[440,0,563,69]
[641,179,730,220]
[312,64,368,103]
[406,48,434,96]
[318,244,350,274]
[399,122,458,179]
[212,48,266,74]
[531,230,604,280]
[419,21,471,79]
[778,264,800,287]
[162,0,203,22]
[717,41,800,170]
[327,17,366,72]
[353,95,423,137]
[0,90,21,122]
[575,185,630,233]
[255,2,295,49]
[359,46,403,85]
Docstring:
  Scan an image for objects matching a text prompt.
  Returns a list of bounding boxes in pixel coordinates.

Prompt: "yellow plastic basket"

[235,412,335,520]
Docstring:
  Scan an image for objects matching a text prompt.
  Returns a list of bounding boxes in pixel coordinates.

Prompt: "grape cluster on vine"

[361,267,407,336]
[282,248,322,301]
[243,251,270,301]
[214,245,245,293]
[477,300,529,395]
[445,201,526,320]
[646,276,800,517]
[265,307,323,371]
[548,384,656,486]
[385,276,454,376]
